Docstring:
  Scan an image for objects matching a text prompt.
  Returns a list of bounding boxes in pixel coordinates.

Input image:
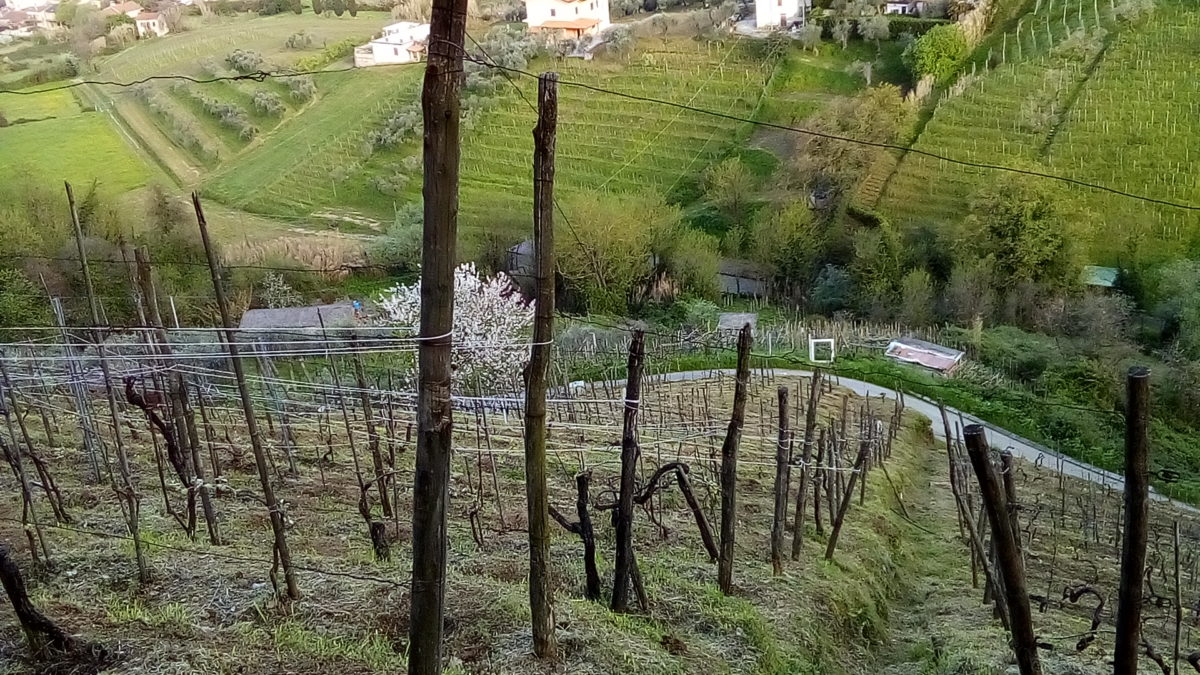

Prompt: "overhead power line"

[0,63,422,96]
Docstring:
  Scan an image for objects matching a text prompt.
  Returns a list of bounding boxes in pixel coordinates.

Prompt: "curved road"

[578,368,1198,515]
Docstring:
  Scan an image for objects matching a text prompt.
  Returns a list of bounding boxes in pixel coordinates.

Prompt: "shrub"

[226,49,265,74]
[252,90,286,116]
[285,75,317,101]
[369,203,423,272]
[285,31,313,49]
[294,38,356,71]
[368,103,420,150]
[903,23,966,84]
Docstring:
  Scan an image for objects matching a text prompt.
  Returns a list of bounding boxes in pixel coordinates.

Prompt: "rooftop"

[885,337,965,373]
[238,302,357,331]
[1082,265,1119,288]
[536,17,601,29]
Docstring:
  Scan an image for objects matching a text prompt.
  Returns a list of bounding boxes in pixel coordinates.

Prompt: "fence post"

[612,331,645,613]
[770,386,790,575]
[1114,366,1151,675]
[964,425,1041,675]
[524,70,558,659]
[718,324,752,594]
[195,193,299,600]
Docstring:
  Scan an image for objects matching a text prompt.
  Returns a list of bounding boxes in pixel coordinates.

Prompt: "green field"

[0,88,153,193]
[877,0,1200,263]
[6,14,884,249]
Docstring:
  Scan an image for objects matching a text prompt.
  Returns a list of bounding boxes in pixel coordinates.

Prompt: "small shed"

[1082,265,1118,289]
[884,337,964,374]
[717,312,757,333]
[238,303,359,349]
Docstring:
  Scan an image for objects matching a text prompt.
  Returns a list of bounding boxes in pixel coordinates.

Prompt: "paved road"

[585,368,1198,515]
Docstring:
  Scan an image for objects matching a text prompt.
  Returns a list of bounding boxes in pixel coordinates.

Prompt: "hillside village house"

[134,10,167,36]
[525,0,610,39]
[0,0,88,11]
[882,0,926,14]
[755,0,810,29]
[99,0,144,18]
[354,21,429,67]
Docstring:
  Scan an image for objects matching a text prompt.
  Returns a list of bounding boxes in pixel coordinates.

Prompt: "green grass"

[0,86,80,119]
[877,0,1200,263]
[204,64,424,217]
[0,89,153,193]
[97,11,392,82]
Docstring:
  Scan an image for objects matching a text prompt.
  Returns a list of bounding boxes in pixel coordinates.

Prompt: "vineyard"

[213,38,778,244]
[0,321,937,673]
[876,0,1200,262]
[4,310,1200,673]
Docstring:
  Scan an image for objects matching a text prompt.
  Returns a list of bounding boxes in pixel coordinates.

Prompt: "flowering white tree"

[376,263,534,392]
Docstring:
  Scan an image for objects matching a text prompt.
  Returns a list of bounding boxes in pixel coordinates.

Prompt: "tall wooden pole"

[135,248,221,546]
[193,192,299,600]
[718,324,752,595]
[964,425,1041,675]
[524,71,558,659]
[1115,366,1151,675]
[612,331,645,613]
[770,386,790,576]
[67,182,147,583]
[792,370,821,559]
[409,0,466,666]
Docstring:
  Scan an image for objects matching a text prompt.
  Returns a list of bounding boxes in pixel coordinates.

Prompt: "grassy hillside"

[877,0,1200,263]
[0,88,153,193]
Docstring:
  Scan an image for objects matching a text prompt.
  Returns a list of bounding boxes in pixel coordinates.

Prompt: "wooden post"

[49,297,101,483]
[1175,521,1183,675]
[136,248,221,546]
[612,331,645,613]
[824,432,870,561]
[718,324,752,594]
[193,193,299,601]
[351,340,392,517]
[1115,366,1151,675]
[408,0,466,666]
[964,425,1041,675]
[770,386,790,575]
[792,371,821,559]
[67,182,147,584]
[524,70,558,659]
[1000,450,1021,553]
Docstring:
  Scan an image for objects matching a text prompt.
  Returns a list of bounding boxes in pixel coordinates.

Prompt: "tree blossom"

[376,263,534,392]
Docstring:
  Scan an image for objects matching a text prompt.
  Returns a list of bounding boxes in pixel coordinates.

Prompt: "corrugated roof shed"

[239,303,356,330]
[885,337,965,373]
[1082,265,1119,288]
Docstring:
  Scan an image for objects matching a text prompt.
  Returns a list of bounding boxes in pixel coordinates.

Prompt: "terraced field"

[208,38,777,244]
[877,0,1200,263]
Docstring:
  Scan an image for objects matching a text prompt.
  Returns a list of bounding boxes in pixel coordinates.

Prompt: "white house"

[99,0,144,18]
[1,0,49,11]
[354,21,429,67]
[25,4,60,29]
[755,0,810,29]
[134,10,167,36]
[883,0,925,14]
[525,0,610,39]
